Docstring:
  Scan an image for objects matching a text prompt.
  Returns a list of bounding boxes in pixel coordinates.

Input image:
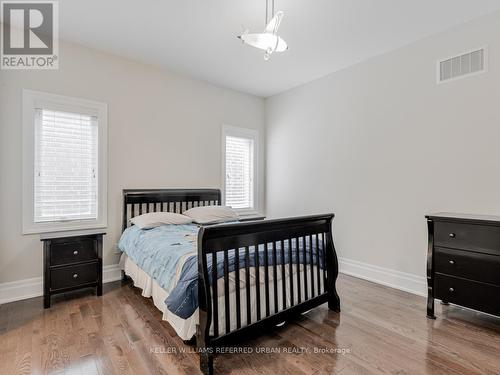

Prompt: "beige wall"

[0,42,265,284]
[265,11,500,281]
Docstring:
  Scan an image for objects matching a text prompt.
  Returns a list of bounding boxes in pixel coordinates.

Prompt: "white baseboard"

[338,257,427,297]
[0,264,122,305]
[1,259,427,304]
[103,264,123,284]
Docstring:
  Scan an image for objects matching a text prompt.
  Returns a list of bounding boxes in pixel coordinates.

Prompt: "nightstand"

[41,232,105,308]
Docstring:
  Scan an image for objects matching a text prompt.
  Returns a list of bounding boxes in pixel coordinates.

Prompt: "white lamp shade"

[239,33,288,53]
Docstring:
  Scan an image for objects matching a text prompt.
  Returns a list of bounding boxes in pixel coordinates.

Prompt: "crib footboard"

[196,214,340,375]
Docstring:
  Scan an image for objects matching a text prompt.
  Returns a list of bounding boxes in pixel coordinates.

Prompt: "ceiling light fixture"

[237,0,288,60]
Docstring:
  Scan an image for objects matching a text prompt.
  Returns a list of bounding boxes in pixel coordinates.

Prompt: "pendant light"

[237,0,288,60]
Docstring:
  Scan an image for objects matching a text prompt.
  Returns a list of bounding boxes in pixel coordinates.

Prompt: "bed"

[119,189,340,375]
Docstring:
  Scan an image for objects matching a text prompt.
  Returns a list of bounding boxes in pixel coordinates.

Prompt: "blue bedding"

[118,224,199,291]
[119,224,325,319]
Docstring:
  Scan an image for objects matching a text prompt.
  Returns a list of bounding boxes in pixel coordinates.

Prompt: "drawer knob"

[449,233,456,238]
[73,250,79,255]
[73,273,78,279]
[449,287,454,293]
[449,260,455,265]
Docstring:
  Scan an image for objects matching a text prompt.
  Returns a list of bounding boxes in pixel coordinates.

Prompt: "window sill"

[239,215,266,222]
[238,211,266,221]
[23,221,107,235]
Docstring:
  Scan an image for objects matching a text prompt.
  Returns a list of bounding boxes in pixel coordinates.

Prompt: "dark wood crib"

[122,189,340,375]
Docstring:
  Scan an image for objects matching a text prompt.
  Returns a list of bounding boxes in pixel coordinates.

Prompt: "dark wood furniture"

[41,232,104,308]
[426,213,500,319]
[122,189,340,375]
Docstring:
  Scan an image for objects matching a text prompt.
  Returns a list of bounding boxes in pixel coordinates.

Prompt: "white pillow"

[183,205,239,224]
[130,212,193,229]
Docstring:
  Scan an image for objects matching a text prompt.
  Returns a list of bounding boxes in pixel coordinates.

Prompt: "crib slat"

[212,252,219,337]
[288,238,294,306]
[235,247,241,329]
[281,239,286,310]
[223,249,230,334]
[302,237,308,300]
[322,233,327,293]
[272,242,278,314]
[131,204,135,220]
[264,242,270,317]
[245,246,251,325]
[316,234,321,295]
[255,245,261,320]
[139,203,143,215]
[160,202,164,211]
[296,238,301,304]
[310,234,315,298]
[146,203,150,213]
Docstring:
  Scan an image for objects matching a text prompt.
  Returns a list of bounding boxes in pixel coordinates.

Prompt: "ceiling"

[59,0,500,97]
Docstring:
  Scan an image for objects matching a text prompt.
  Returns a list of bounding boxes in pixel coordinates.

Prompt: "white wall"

[0,42,265,285]
[265,11,500,290]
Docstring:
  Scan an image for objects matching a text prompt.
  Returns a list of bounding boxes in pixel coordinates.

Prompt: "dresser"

[41,232,105,308]
[426,213,500,319]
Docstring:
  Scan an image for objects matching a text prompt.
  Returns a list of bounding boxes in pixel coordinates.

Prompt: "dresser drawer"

[435,247,500,286]
[50,263,98,291]
[434,274,500,316]
[434,222,500,256]
[50,239,97,266]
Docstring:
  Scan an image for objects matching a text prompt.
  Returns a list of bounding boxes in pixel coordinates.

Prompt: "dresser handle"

[449,233,456,238]
[73,250,79,255]
[73,273,78,279]
[449,260,455,265]
[449,287,454,293]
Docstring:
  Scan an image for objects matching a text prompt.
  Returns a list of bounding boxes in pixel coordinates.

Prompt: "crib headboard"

[122,189,221,231]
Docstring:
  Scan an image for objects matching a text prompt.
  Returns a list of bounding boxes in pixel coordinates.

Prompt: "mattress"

[120,253,324,340]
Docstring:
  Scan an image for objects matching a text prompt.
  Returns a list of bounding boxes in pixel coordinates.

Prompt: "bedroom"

[0,1,499,374]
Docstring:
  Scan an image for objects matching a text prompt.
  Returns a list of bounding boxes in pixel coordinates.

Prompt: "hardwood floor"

[1,274,499,375]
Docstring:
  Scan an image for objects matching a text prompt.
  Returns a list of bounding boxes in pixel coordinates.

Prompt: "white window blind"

[34,109,98,223]
[225,135,254,209]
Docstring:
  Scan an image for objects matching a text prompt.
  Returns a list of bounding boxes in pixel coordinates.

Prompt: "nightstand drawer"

[434,274,500,316]
[434,222,500,256]
[50,263,98,291]
[50,239,97,266]
[435,247,500,286]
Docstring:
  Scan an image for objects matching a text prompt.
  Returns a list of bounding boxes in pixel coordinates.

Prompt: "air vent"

[438,48,487,83]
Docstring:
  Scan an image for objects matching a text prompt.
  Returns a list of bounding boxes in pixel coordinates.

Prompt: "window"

[23,90,107,234]
[222,125,259,214]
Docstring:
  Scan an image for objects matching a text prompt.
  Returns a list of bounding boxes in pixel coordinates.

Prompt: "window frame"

[22,89,108,234]
[221,124,260,216]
